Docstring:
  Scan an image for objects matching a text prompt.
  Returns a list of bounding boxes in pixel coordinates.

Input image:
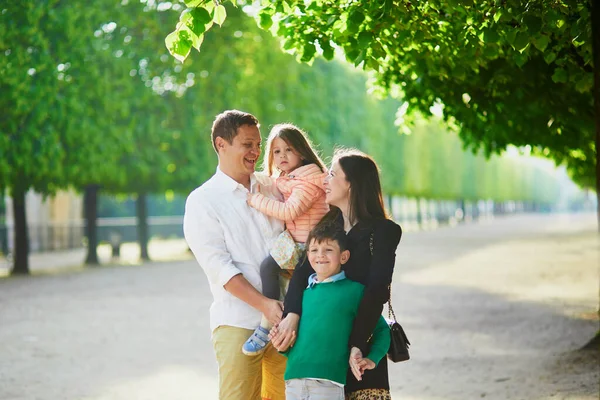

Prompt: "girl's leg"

[260,255,283,300]
[243,255,282,356]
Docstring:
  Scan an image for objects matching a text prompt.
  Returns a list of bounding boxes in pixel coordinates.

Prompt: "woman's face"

[324,160,350,208]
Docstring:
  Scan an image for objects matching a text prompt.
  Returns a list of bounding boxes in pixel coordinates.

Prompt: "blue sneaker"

[242,326,270,356]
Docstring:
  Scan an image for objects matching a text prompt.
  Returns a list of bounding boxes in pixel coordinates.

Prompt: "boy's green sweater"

[283,278,391,385]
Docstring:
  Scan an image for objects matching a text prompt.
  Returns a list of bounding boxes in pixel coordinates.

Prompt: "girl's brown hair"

[262,124,326,176]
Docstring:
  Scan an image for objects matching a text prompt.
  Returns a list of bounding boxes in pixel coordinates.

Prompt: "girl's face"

[324,160,350,208]
[272,137,303,174]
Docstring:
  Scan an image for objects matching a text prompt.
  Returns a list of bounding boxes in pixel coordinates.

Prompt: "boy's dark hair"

[306,221,348,252]
[211,110,259,152]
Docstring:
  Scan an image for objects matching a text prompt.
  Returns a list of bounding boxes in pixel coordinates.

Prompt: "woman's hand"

[269,313,299,351]
[349,347,364,381]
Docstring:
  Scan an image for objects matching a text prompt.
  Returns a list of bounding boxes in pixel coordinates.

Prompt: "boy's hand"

[349,347,376,381]
[270,313,299,351]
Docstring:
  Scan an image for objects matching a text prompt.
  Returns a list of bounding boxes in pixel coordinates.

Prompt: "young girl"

[242,123,329,356]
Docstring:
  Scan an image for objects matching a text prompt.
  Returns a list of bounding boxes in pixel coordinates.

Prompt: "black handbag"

[386,297,410,362]
[369,231,411,363]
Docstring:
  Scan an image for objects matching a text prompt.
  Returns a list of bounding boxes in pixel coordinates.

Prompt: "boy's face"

[307,238,350,280]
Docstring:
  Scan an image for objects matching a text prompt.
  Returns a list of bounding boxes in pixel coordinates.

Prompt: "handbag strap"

[369,231,398,323]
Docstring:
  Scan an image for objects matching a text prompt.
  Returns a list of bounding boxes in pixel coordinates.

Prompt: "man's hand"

[224,275,281,323]
[269,313,299,351]
[260,298,283,326]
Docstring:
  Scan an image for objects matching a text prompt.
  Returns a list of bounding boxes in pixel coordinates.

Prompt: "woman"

[271,148,402,399]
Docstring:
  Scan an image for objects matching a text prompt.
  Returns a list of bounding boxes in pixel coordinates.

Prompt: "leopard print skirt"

[345,388,392,400]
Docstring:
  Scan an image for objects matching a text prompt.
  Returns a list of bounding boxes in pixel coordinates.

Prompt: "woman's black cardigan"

[283,215,402,392]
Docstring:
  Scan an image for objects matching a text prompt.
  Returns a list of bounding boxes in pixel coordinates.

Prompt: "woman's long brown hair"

[334,148,388,225]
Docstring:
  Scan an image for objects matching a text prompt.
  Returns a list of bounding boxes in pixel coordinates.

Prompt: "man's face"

[217,124,261,177]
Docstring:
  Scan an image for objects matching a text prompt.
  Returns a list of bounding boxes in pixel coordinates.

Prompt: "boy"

[283,223,391,400]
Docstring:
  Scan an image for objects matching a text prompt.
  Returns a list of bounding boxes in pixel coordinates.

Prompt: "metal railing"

[0,216,185,256]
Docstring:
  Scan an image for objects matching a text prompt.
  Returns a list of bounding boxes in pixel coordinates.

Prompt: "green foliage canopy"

[167,0,595,188]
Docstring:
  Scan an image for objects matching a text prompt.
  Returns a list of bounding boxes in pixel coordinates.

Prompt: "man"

[183,110,286,400]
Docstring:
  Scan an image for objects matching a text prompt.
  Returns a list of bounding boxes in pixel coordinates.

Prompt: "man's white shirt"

[183,168,284,332]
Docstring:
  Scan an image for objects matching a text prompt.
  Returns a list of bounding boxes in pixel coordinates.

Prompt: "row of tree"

[1,2,570,275]
[168,0,598,213]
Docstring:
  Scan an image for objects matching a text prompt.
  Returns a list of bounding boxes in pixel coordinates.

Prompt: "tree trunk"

[136,192,150,261]
[84,184,99,265]
[592,0,600,233]
[590,0,600,349]
[386,195,393,219]
[416,197,423,227]
[11,187,29,275]
[459,199,466,222]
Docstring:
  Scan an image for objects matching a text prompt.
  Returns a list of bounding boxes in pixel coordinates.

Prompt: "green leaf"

[346,48,360,63]
[551,68,567,83]
[354,49,366,66]
[259,12,273,30]
[190,30,204,51]
[514,52,528,67]
[543,51,557,64]
[575,74,593,93]
[179,9,192,24]
[505,30,517,45]
[347,10,365,33]
[165,30,192,62]
[483,29,500,43]
[283,38,296,51]
[493,11,502,23]
[366,56,379,71]
[513,32,530,52]
[190,7,212,25]
[300,42,316,62]
[307,2,320,12]
[213,5,227,26]
[357,31,373,49]
[523,15,542,35]
[483,44,499,59]
[532,35,550,52]
[349,9,365,26]
[188,8,211,36]
[184,0,202,7]
[320,40,334,60]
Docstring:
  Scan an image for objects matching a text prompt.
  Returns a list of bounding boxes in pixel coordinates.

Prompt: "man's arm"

[183,194,282,323]
[224,274,282,325]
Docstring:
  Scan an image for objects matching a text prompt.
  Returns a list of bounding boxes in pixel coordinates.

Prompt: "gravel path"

[0,213,597,400]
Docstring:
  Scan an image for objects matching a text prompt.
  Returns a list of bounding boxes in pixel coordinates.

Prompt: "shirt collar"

[307,271,346,289]
[215,167,257,193]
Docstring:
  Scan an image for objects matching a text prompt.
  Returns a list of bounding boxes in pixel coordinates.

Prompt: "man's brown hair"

[211,110,259,152]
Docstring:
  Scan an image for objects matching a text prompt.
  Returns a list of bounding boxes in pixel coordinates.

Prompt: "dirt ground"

[0,213,598,400]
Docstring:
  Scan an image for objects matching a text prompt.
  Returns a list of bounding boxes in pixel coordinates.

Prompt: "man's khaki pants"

[212,325,286,400]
